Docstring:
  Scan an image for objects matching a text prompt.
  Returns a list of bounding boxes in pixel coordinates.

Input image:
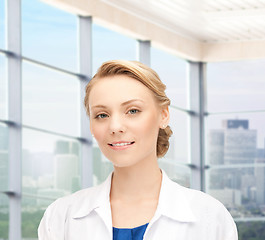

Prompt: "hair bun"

[157,126,173,158]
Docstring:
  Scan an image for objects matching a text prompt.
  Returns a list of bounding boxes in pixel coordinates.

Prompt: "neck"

[110,157,162,202]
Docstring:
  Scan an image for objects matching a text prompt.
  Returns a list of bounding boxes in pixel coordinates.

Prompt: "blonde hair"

[84,60,172,158]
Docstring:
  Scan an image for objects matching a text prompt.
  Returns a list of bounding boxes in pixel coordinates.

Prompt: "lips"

[108,141,135,149]
[109,141,135,146]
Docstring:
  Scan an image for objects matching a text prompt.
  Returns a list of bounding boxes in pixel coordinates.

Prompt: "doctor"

[38,60,238,240]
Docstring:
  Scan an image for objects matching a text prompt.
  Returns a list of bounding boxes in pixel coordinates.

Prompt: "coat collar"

[72,172,113,219]
[72,170,196,223]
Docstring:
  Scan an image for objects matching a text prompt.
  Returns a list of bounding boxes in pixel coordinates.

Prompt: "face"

[88,75,169,168]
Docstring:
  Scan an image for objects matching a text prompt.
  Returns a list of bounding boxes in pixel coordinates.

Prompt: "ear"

[159,106,170,129]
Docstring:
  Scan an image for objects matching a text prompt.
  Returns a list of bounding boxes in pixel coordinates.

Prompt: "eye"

[128,109,140,115]
[95,113,108,119]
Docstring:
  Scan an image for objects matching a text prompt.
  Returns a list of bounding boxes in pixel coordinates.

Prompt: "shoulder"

[170,181,237,237]
[48,185,95,208]
[173,181,231,218]
[162,170,237,230]
[41,185,97,222]
[39,177,110,224]
[38,185,102,239]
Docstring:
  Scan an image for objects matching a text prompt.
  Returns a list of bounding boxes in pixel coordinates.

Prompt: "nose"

[109,114,125,135]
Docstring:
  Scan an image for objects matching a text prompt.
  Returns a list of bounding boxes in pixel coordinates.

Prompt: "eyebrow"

[90,99,144,110]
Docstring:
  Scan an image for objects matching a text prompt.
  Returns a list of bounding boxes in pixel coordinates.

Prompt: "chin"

[110,158,140,168]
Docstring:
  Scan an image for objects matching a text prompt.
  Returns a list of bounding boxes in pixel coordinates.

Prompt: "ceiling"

[102,0,265,43]
[44,0,265,61]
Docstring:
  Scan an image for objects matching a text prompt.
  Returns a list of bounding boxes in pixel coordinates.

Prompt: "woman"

[38,60,238,240]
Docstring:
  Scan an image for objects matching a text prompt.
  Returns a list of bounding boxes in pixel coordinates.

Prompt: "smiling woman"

[38,60,238,240]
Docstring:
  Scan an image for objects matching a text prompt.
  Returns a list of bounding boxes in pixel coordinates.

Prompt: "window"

[159,108,190,187]
[2,0,265,239]
[92,24,137,75]
[22,196,47,239]
[22,128,81,197]
[151,47,190,184]
[22,0,78,71]
[0,194,9,239]
[206,59,265,237]
[0,0,5,49]
[0,55,7,120]
[22,128,81,239]
[151,47,187,109]
[207,60,265,112]
[22,62,80,136]
[206,113,265,218]
[0,123,8,192]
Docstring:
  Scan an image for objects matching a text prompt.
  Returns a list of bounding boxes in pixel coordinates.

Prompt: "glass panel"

[92,24,137,75]
[92,140,113,186]
[237,221,265,240]
[159,108,190,187]
[22,0,77,71]
[22,62,80,136]
[0,194,9,240]
[207,59,265,112]
[205,113,265,165]
[22,128,81,198]
[151,47,187,109]
[0,0,5,49]
[206,166,265,219]
[159,162,191,188]
[0,54,7,119]
[22,196,52,240]
[165,107,189,163]
[0,123,8,192]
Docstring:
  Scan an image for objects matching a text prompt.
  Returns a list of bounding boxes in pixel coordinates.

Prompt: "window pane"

[207,166,265,219]
[22,62,80,136]
[22,0,77,71]
[92,24,137,75]
[92,141,113,186]
[151,47,187,109]
[0,54,7,119]
[22,196,51,240]
[237,221,265,240]
[0,0,5,49]
[205,113,265,165]
[165,107,189,163]
[0,123,8,192]
[22,128,81,198]
[206,113,265,220]
[0,194,9,240]
[207,59,265,112]
[159,162,191,188]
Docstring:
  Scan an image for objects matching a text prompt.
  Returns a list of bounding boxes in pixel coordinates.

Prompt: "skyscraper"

[208,119,257,165]
[255,147,265,205]
[54,140,80,193]
[208,119,257,207]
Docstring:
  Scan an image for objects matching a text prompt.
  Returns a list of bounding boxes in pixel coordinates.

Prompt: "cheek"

[90,122,106,144]
[136,112,160,138]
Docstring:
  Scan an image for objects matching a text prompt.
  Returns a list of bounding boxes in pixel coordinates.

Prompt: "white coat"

[38,170,238,240]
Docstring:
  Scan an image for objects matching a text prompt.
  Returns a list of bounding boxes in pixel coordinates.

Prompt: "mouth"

[108,141,135,147]
[108,141,135,148]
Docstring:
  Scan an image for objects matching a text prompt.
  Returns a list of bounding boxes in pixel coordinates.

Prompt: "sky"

[0,0,265,157]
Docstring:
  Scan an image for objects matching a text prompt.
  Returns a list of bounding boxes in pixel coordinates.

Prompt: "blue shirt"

[113,223,149,240]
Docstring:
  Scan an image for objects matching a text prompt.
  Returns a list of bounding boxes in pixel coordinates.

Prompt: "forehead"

[89,75,156,106]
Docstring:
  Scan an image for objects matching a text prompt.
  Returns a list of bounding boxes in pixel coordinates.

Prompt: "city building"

[54,141,80,192]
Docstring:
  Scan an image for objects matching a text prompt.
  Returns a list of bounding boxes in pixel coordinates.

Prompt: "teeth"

[112,142,132,147]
